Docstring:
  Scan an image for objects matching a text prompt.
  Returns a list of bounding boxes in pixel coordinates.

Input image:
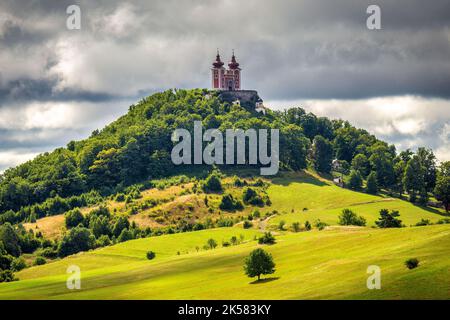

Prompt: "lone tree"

[244,248,275,281]
[375,209,402,228]
[434,161,450,212]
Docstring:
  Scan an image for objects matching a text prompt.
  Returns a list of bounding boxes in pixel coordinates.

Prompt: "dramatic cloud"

[0,0,449,171]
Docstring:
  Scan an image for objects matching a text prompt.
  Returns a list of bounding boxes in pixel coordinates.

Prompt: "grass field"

[267,172,446,228]
[0,225,448,299]
[4,170,448,300]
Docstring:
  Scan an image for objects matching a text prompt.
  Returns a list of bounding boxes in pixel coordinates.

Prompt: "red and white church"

[211,50,241,91]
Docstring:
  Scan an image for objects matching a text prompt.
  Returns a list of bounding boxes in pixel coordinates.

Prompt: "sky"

[1,0,450,172]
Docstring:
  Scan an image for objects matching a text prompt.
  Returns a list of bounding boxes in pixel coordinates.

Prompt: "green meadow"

[0,171,448,300]
[0,225,448,299]
[268,173,446,228]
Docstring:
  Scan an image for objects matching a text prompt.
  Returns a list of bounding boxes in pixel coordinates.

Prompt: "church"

[211,50,241,91]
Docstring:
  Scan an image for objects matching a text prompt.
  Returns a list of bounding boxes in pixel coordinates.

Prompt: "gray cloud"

[0,0,449,171]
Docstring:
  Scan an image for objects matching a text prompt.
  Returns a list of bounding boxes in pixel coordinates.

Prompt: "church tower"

[211,50,241,91]
[211,50,225,89]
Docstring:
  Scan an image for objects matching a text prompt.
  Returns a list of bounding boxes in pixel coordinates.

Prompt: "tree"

[375,209,402,228]
[117,229,133,242]
[366,171,378,194]
[434,161,450,212]
[338,209,366,226]
[112,216,130,237]
[244,248,275,281]
[0,223,21,257]
[65,209,84,229]
[416,147,437,192]
[352,154,370,177]
[312,135,333,173]
[347,170,363,190]
[403,156,425,203]
[258,232,276,244]
[58,226,95,257]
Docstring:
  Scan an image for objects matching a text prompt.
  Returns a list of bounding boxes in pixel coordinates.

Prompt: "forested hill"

[0,88,436,218]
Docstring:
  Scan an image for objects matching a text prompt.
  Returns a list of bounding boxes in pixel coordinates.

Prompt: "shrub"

[304,220,312,231]
[415,219,431,226]
[34,256,47,266]
[244,248,276,281]
[206,238,217,249]
[146,251,156,260]
[405,258,419,269]
[375,209,402,228]
[278,220,286,231]
[117,229,133,242]
[40,247,58,259]
[11,257,27,272]
[243,220,253,229]
[115,193,126,202]
[315,219,328,230]
[258,232,276,245]
[338,209,366,226]
[96,235,111,247]
[242,187,265,206]
[219,193,244,211]
[65,209,84,229]
[0,270,16,283]
[292,222,301,232]
[202,172,223,193]
[58,226,95,257]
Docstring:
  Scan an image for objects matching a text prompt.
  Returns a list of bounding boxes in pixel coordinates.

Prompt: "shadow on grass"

[271,170,328,187]
[249,277,280,284]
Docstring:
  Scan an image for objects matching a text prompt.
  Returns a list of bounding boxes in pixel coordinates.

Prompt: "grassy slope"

[3,171,448,300]
[0,225,448,299]
[267,172,446,228]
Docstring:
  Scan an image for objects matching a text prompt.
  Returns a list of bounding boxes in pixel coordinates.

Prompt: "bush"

[258,232,276,245]
[315,219,328,230]
[115,193,126,202]
[65,209,85,229]
[146,251,156,260]
[375,209,402,228]
[58,226,95,257]
[0,270,16,283]
[219,193,244,211]
[96,235,111,247]
[11,257,27,272]
[40,247,58,259]
[242,188,265,206]
[405,258,419,269]
[117,229,133,242]
[202,172,223,193]
[338,209,366,226]
[278,220,286,231]
[34,256,47,266]
[243,220,253,229]
[415,219,431,226]
[292,222,301,232]
[304,220,312,231]
[206,238,217,249]
[244,248,276,281]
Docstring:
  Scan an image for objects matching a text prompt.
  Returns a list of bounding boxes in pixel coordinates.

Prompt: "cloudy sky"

[1,0,450,172]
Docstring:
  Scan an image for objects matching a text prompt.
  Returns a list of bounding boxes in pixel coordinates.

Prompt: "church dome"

[228,51,240,69]
[212,51,224,68]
